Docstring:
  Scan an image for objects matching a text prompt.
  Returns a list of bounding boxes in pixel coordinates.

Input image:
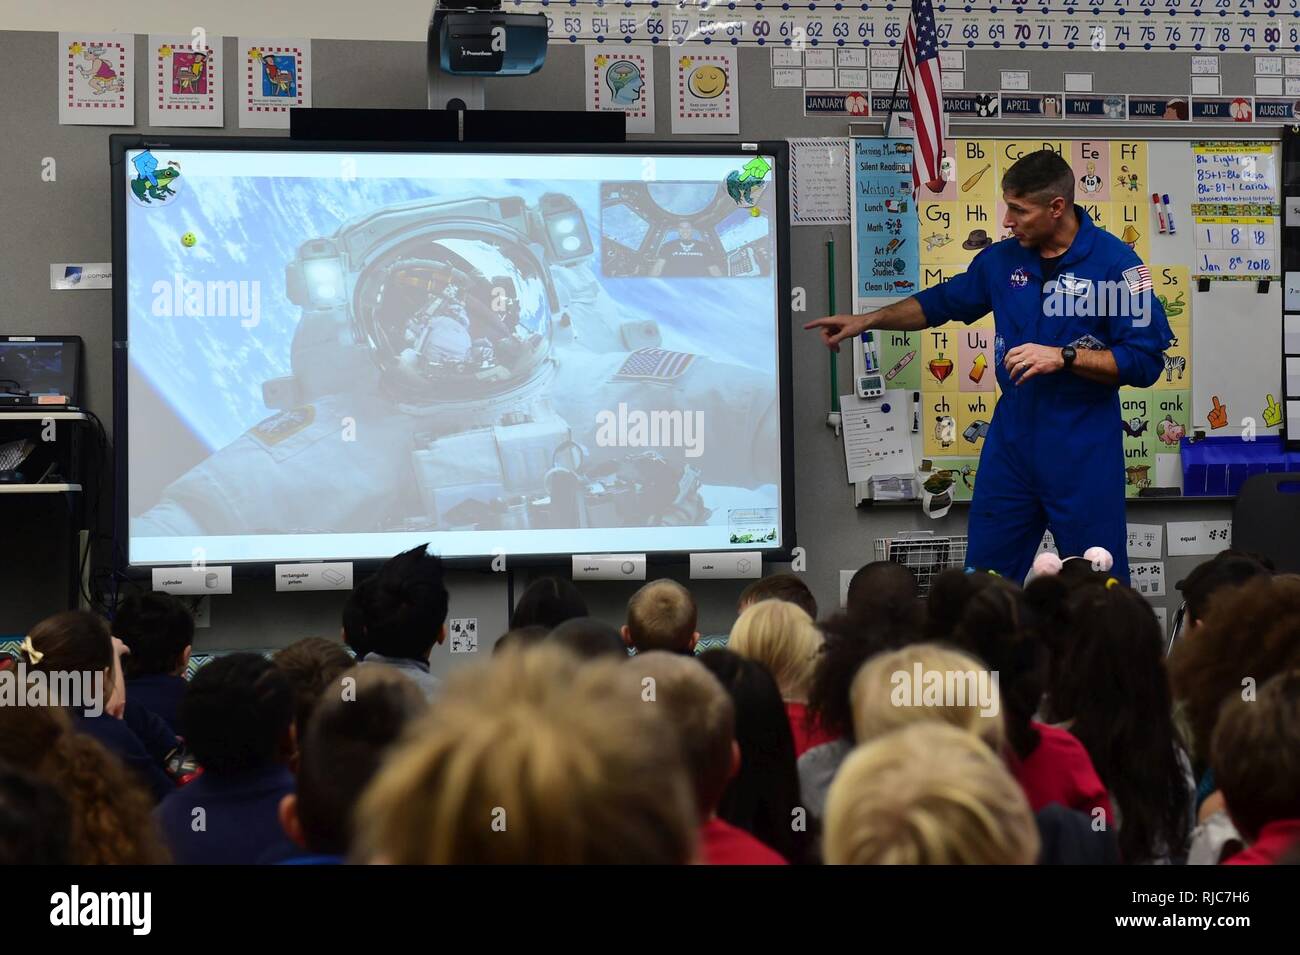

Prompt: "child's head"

[273,637,356,734]
[354,645,696,864]
[931,570,1043,759]
[627,652,736,819]
[181,653,295,775]
[1170,574,1300,766]
[492,624,548,656]
[824,722,1039,865]
[281,665,427,856]
[697,648,809,863]
[548,617,627,660]
[1176,551,1271,632]
[845,561,923,638]
[1034,579,1190,862]
[364,545,449,662]
[727,598,822,701]
[0,703,168,864]
[509,576,588,630]
[849,643,1004,751]
[24,610,116,707]
[625,579,699,654]
[1212,669,1300,842]
[737,573,818,620]
[112,592,194,678]
[807,612,909,743]
[0,766,72,865]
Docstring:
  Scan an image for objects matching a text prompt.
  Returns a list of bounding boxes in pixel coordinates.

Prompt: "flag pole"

[884,1,911,135]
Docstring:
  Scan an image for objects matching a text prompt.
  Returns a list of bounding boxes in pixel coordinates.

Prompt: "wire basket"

[873,532,968,596]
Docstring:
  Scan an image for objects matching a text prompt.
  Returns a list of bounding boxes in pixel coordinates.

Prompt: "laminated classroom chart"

[149,34,225,128]
[671,47,738,134]
[869,138,1171,499]
[788,137,851,226]
[58,32,135,126]
[851,138,920,300]
[238,37,311,130]
[1124,263,1192,497]
[1190,142,1281,280]
[585,47,655,134]
[504,1,1300,61]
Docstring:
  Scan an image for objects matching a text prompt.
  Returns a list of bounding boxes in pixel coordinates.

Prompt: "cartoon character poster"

[672,48,739,135]
[150,34,224,128]
[238,37,311,129]
[59,32,134,126]
[585,47,655,134]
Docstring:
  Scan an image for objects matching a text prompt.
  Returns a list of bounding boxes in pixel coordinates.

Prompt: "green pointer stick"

[827,232,839,414]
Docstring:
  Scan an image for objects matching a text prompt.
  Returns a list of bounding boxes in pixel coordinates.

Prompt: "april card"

[238,37,310,129]
[59,33,135,126]
[585,47,655,134]
[150,34,224,128]
[673,48,738,134]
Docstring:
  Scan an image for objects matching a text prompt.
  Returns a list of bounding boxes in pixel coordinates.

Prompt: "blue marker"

[1161,195,1176,235]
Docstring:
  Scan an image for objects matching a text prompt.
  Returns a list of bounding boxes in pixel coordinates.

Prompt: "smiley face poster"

[673,48,739,134]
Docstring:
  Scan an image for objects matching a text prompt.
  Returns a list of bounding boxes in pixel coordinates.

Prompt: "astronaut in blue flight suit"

[807,150,1172,583]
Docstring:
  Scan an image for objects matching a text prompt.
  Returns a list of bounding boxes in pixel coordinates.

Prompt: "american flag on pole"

[902,0,945,196]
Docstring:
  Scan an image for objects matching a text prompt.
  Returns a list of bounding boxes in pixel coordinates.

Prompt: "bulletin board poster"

[1190,142,1280,281]
[150,34,224,128]
[864,138,1177,503]
[238,37,311,129]
[851,138,920,301]
[585,46,655,135]
[672,48,738,134]
[59,32,135,126]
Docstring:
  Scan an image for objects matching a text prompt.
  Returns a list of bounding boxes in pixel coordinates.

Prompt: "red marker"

[1152,193,1168,233]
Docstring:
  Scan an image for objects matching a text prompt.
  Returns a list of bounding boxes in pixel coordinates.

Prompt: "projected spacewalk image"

[122,148,784,562]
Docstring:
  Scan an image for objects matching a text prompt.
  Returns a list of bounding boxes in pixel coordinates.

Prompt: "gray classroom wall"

[2,30,1255,669]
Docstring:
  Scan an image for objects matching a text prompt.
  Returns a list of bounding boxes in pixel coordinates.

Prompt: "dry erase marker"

[1152,193,1167,233]
[1162,195,1176,234]
[886,349,916,381]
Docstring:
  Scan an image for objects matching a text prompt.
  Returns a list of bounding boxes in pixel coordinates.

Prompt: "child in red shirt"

[1212,671,1300,866]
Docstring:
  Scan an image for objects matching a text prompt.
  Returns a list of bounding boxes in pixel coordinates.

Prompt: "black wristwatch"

[1061,345,1077,369]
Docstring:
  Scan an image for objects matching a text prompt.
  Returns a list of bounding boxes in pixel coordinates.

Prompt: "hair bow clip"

[18,635,44,665]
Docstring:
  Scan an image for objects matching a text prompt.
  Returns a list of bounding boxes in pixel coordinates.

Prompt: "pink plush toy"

[1083,546,1114,573]
[1029,547,1114,578]
[1031,552,1063,577]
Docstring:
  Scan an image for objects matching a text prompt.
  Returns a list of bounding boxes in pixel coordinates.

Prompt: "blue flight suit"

[913,206,1173,583]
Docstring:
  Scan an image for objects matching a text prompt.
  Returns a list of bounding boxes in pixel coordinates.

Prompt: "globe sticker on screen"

[129,150,182,206]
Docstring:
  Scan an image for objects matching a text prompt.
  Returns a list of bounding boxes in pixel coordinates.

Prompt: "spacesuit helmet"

[354,233,553,402]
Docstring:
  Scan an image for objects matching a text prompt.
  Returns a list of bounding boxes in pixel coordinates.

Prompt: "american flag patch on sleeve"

[1122,265,1153,294]
[612,347,697,382]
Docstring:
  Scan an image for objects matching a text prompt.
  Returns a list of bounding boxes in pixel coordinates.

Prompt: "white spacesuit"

[133,193,779,537]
